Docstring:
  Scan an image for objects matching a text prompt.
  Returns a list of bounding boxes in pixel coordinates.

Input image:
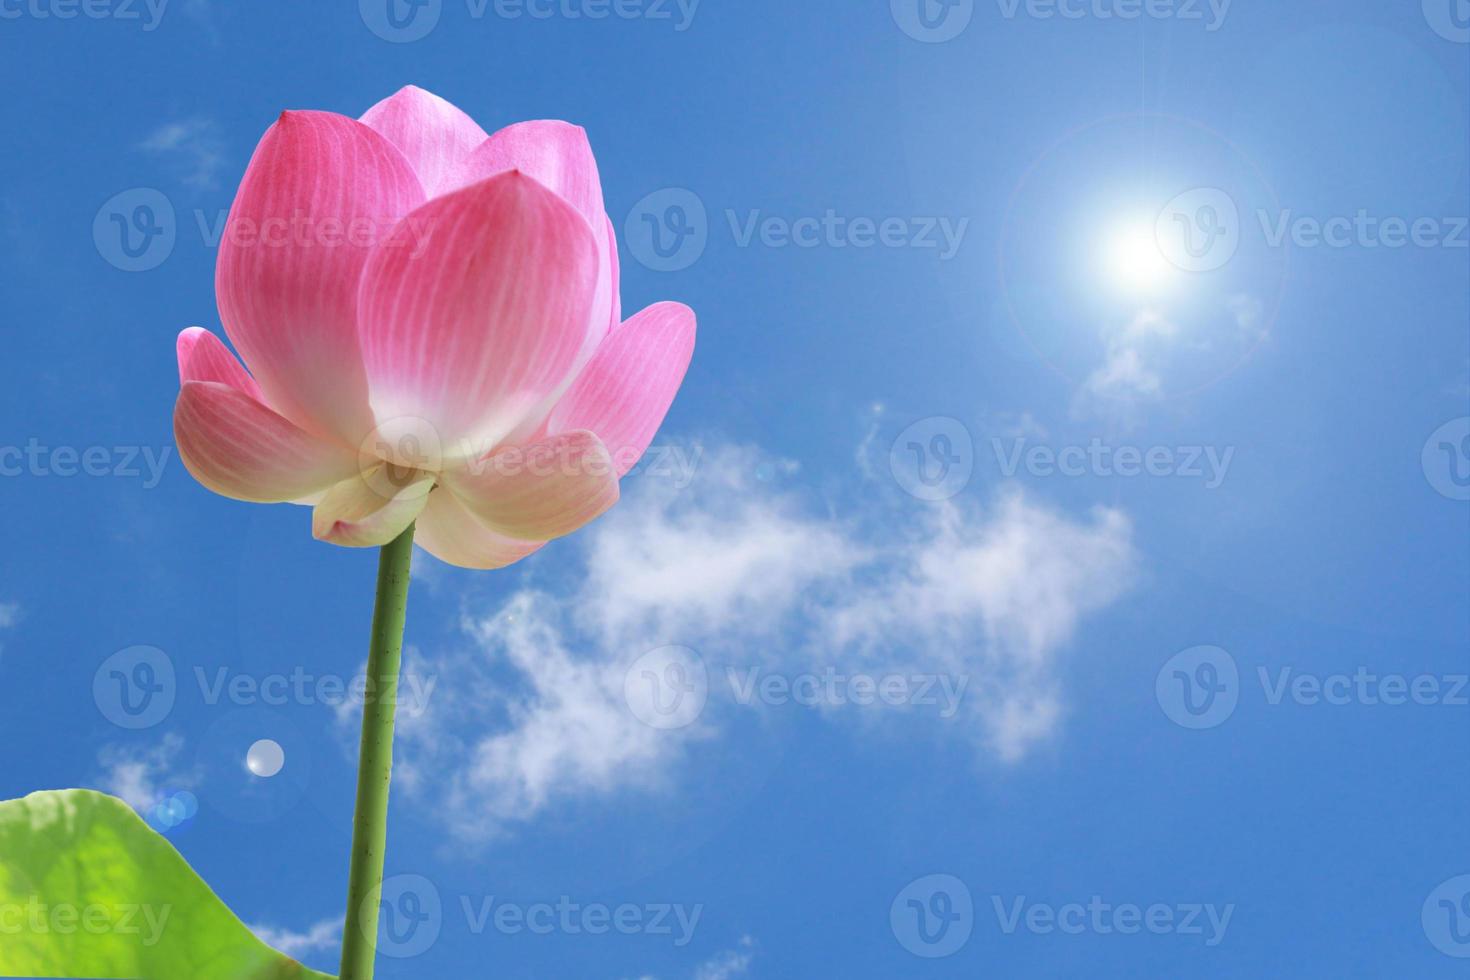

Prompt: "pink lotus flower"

[174,86,695,568]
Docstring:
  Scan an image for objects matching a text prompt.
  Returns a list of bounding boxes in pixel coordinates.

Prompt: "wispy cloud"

[95,734,193,812]
[633,936,756,980]
[0,600,18,659]
[139,118,226,189]
[250,918,341,960]
[400,443,1138,840]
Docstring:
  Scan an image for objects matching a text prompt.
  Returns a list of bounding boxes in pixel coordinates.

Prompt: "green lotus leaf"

[0,789,334,979]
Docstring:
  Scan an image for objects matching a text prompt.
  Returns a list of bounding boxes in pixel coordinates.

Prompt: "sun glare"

[1104,220,1175,295]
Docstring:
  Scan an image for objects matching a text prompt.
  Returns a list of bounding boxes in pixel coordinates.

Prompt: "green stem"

[338,521,416,980]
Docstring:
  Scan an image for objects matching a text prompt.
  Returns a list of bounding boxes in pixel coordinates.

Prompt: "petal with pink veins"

[449,122,619,353]
[360,86,489,199]
[216,110,425,446]
[544,302,696,475]
[311,466,435,548]
[357,170,600,456]
[174,381,361,503]
[414,490,546,570]
[441,429,619,541]
[176,327,263,402]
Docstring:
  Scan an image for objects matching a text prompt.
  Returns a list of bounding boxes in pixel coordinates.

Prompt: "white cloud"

[139,118,226,189]
[250,918,341,960]
[1073,311,1171,423]
[401,444,1138,839]
[95,734,192,812]
[693,938,756,980]
[633,936,756,980]
[0,600,18,658]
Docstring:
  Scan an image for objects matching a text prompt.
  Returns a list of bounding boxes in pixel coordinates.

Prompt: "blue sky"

[1,0,1468,977]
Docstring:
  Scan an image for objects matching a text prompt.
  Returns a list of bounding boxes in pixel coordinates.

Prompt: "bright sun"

[1104,220,1175,295]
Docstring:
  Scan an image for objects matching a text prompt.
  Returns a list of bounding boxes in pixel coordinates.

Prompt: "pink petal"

[311,467,435,548]
[360,86,489,199]
[600,213,622,343]
[449,121,620,351]
[545,302,696,475]
[449,121,604,221]
[217,110,425,446]
[441,430,619,540]
[174,381,360,503]
[415,490,546,570]
[177,327,263,402]
[357,170,601,455]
